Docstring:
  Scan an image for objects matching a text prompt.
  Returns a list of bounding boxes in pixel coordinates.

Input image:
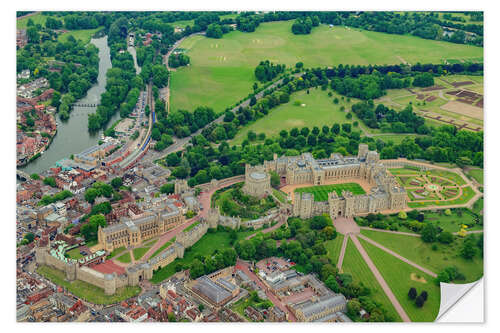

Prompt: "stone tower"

[358,144,369,160]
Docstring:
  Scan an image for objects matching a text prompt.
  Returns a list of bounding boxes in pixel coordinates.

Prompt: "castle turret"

[358,144,369,160]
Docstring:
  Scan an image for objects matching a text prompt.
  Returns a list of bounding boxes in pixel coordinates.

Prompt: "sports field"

[295,183,366,201]
[359,238,441,322]
[170,20,482,113]
[231,89,361,144]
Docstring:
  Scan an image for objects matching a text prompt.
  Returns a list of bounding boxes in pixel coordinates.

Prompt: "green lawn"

[150,238,176,259]
[133,247,150,261]
[144,239,159,247]
[389,167,423,175]
[360,229,483,283]
[171,21,482,113]
[37,265,141,305]
[358,238,441,322]
[467,168,483,185]
[373,134,426,145]
[107,246,126,259]
[231,89,361,144]
[65,247,84,260]
[150,230,254,283]
[272,188,288,203]
[295,183,366,201]
[183,221,200,233]
[116,252,132,264]
[57,28,100,44]
[324,234,344,266]
[341,238,402,322]
[17,12,48,29]
[423,210,483,233]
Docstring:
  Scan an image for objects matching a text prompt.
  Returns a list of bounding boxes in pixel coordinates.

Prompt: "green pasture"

[170,21,482,113]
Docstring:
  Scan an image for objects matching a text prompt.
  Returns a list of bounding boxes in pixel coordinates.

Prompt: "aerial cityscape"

[15,10,484,323]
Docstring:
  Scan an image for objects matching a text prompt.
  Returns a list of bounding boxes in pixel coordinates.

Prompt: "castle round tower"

[242,164,271,198]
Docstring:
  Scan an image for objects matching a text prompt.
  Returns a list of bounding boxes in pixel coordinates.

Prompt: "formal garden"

[389,167,477,208]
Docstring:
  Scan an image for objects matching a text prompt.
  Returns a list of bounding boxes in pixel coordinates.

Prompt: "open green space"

[37,265,141,305]
[408,186,476,208]
[116,252,132,263]
[231,89,361,144]
[144,239,159,247]
[150,238,176,259]
[171,21,482,113]
[467,168,483,185]
[272,188,288,203]
[133,247,150,261]
[65,247,84,260]
[373,134,425,145]
[17,12,48,29]
[57,28,100,44]
[428,169,466,186]
[341,238,401,322]
[107,246,126,259]
[183,221,200,233]
[324,234,344,266]
[150,230,254,283]
[389,167,423,175]
[358,238,441,322]
[295,183,365,202]
[360,229,483,283]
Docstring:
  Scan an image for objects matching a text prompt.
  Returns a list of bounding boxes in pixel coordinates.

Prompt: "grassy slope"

[341,238,402,322]
[37,265,141,305]
[467,168,483,185]
[360,229,483,283]
[358,238,441,322]
[324,233,344,265]
[150,230,254,283]
[231,89,361,144]
[171,21,482,113]
[17,12,48,29]
[57,28,100,44]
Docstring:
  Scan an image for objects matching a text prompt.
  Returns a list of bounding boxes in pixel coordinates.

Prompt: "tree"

[420,291,428,301]
[444,209,452,216]
[421,223,438,243]
[415,294,426,307]
[311,215,330,230]
[408,287,417,300]
[84,188,99,203]
[437,231,454,244]
[460,238,477,259]
[43,177,57,187]
[30,173,40,180]
[110,177,122,189]
[190,259,206,279]
[24,232,35,244]
[160,183,175,194]
[398,211,407,220]
[206,23,223,38]
[198,303,204,312]
[325,275,340,293]
[270,171,280,188]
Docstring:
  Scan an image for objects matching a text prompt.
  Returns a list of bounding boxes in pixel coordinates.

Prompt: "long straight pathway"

[350,234,411,322]
[336,234,349,271]
[357,234,437,278]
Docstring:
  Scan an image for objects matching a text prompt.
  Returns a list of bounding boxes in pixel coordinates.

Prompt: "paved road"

[350,234,411,322]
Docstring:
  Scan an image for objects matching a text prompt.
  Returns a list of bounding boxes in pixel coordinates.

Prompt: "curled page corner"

[435,278,484,322]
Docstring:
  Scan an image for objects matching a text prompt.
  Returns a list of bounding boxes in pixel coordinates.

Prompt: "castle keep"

[259,144,407,218]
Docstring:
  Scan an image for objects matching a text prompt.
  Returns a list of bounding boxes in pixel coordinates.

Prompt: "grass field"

[150,230,254,283]
[17,12,48,29]
[65,248,84,260]
[324,234,344,266]
[116,252,132,264]
[359,238,441,322]
[150,237,176,259]
[170,21,482,113]
[37,265,141,305]
[423,210,483,233]
[57,28,100,44]
[341,238,401,321]
[133,247,150,261]
[467,168,483,185]
[360,229,483,283]
[107,246,126,259]
[295,183,366,201]
[231,89,362,144]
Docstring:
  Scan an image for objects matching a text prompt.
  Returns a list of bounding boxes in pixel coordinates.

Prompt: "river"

[19,36,121,175]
